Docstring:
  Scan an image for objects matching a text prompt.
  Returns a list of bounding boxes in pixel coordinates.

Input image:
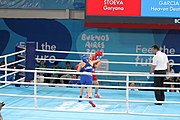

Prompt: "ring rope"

[36,68,149,75]
[0,81,180,90]
[0,50,25,59]
[0,71,17,79]
[0,68,180,77]
[0,77,25,89]
[36,49,180,57]
[0,93,126,102]
[36,76,180,85]
[36,58,180,66]
[1,93,180,105]
[0,59,25,68]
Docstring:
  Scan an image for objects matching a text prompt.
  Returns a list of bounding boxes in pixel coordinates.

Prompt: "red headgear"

[95,51,103,57]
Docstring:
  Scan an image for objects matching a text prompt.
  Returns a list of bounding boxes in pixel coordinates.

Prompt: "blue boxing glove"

[96,56,102,60]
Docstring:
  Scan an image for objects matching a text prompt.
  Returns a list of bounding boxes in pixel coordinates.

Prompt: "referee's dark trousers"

[154,70,166,101]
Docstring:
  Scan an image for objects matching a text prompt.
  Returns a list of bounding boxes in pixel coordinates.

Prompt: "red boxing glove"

[95,50,103,57]
[75,64,79,70]
[91,55,96,61]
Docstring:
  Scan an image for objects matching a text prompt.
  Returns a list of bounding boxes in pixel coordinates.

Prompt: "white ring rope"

[36,58,180,66]
[0,93,180,104]
[0,71,18,79]
[0,68,180,77]
[0,77,25,89]
[36,49,180,57]
[0,59,25,68]
[0,93,126,102]
[36,70,179,87]
[0,50,25,59]
[4,106,127,115]
[0,80,180,90]
[36,76,180,85]
[36,68,149,75]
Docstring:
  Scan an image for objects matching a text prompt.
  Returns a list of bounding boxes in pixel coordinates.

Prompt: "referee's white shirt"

[152,51,169,70]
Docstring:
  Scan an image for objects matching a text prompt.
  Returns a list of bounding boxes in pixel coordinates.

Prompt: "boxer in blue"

[76,55,102,107]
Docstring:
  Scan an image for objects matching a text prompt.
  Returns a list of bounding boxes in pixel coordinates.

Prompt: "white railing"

[0,50,25,85]
[0,68,180,116]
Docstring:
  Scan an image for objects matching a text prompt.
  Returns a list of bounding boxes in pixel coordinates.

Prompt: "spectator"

[0,61,5,74]
[37,60,48,83]
[37,73,44,83]
[165,64,176,92]
[174,76,180,92]
[38,60,46,68]
[51,61,63,84]
[0,61,5,66]
[166,61,175,80]
[65,61,74,69]
[129,82,138,91]
[60,61,74,84]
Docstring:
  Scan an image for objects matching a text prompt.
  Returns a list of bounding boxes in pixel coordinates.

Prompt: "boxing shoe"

[84,94,89,98]
[94,94,102,98]
[89,101,96,107]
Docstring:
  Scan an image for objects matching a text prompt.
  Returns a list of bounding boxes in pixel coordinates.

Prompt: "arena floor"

[0,86,180,120]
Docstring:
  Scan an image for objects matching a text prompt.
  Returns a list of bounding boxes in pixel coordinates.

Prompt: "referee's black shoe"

[154,103,162,105]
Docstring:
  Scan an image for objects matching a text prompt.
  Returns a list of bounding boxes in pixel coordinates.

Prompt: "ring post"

[25,42,35,82]
[126,74,129,114]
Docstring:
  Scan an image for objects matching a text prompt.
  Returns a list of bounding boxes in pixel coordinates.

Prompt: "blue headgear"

[81,55,89,63]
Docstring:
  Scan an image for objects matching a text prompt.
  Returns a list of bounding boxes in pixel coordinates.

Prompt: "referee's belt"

[154,70,166,72]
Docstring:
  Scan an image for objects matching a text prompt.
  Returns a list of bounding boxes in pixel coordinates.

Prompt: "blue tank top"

[80,62,93,73]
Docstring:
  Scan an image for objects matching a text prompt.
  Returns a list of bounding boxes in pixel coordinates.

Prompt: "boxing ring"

[0,45,180,120]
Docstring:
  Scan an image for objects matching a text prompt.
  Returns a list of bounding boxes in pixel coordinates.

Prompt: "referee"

[149,45,170,105]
